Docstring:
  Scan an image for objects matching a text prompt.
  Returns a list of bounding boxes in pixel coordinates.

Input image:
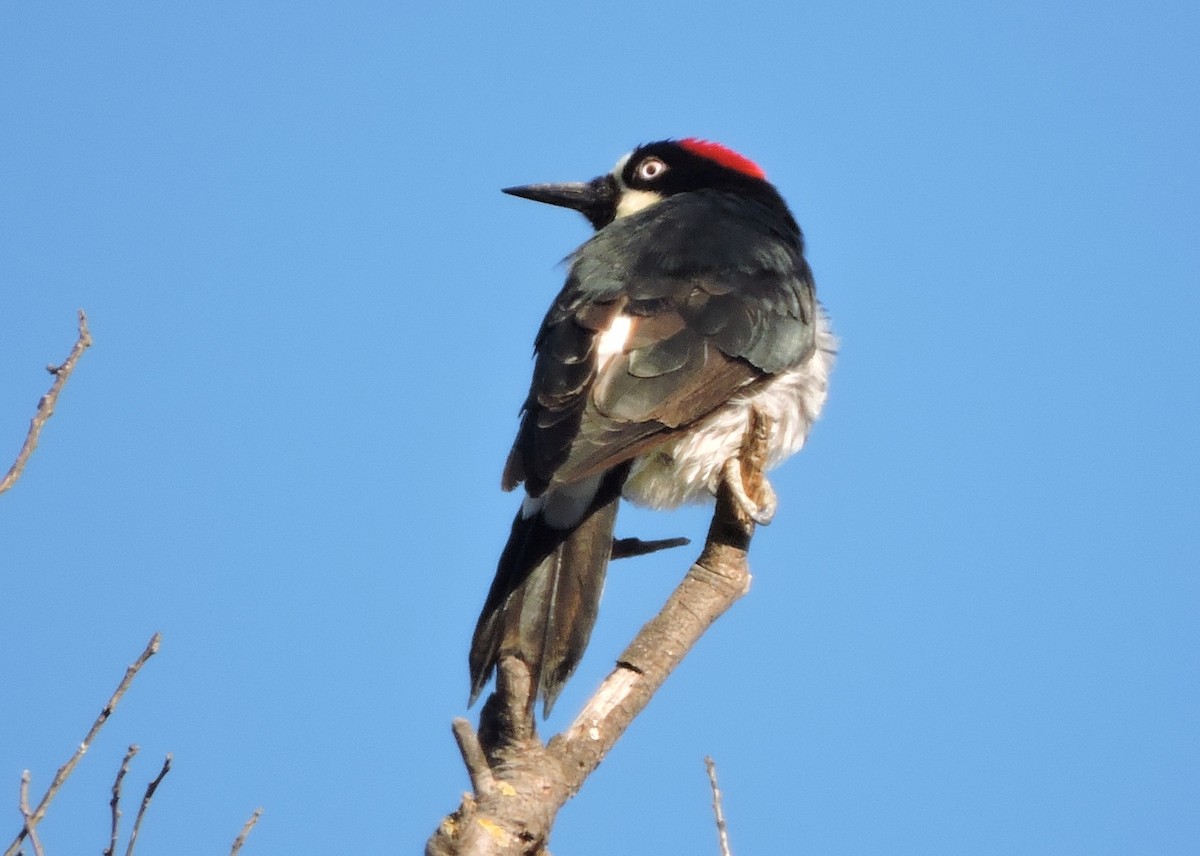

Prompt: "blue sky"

[2,2,1197,854]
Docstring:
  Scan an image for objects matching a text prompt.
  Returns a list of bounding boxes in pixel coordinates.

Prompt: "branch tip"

[451,719,496,797]
[1,309,94,496]
[124,753,171,856]
[705,756,733,856]
[230,808,263,856]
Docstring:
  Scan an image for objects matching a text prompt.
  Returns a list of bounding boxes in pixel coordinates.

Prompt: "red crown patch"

[679,138,766,179]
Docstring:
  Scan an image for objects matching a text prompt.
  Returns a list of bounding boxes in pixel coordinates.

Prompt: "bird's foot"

[721,457,777,526]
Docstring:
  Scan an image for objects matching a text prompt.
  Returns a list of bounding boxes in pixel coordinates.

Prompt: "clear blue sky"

[3,2,1197,854]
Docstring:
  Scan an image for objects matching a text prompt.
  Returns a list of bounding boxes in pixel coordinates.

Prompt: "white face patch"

[615,189,663,219]
[597,314,633,366]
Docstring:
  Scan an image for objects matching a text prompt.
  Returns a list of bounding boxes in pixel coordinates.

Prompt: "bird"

[469,138,835,716]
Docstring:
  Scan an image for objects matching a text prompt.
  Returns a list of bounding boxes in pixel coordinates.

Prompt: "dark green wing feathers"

[504,191,817,497]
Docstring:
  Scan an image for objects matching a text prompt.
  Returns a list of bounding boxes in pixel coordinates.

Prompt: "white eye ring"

[635,157,668,181]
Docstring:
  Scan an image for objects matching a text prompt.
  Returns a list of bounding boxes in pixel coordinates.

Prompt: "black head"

[503,138,780,230]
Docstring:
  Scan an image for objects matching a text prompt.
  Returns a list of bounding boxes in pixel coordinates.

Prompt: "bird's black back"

[503,188,817,498]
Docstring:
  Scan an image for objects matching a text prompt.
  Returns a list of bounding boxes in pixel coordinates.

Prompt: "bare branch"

[427,410,774,856]
[18,772,43,856]
[452,720,495,798]
[105,745,139,856]
[5,633,162,856]
[124,754,171,856]
[230,809,263,856]
[1,309,93,495]
[704,756,733,856]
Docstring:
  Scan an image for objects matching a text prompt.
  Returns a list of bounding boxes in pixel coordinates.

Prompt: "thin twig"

[124,754,171,856]
[451,719,496,797]
[0,309,93,495]
[230,808,263,856]
[105,745,139,856]
[704,757,733,856]
[4,633,162,856]
[18,773,43,856]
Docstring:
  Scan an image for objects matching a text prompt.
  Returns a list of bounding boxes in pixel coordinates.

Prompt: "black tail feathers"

[469,478,623,717]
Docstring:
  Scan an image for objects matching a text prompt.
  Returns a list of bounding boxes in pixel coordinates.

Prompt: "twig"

[230,808,263,856]
[451,720,496,798]
[124,754,171,856]
[105,746,139,856]
[4,633,162,856]
[0,309,93,495]
[18,773,43,856]
[704,757,732,856]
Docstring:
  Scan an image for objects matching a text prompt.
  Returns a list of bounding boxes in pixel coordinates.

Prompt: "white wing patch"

[596,314,633,367]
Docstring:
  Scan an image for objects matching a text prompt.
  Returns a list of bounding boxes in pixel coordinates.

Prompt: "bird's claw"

[721,458,777,525]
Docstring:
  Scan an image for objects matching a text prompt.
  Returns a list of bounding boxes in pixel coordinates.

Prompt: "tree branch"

[230,808,263,856]
[4,633,161,856]
[124,754,171,856]
[1,309,93,496]
[18,772,43,856]
[427,409,773,856]
[704,756,733,856]
[104,745,139,856]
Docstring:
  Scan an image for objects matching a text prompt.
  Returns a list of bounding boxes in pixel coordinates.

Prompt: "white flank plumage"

[622,308,837,509]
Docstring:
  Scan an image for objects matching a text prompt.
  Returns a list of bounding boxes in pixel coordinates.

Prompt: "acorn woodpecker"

[469,139,835,715]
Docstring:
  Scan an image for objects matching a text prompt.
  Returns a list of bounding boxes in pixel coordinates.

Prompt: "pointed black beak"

[502,175,617,230]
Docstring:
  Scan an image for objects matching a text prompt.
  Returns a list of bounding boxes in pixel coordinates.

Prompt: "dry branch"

[18,772,42,856]
[104,745,139,856]
[0,309,92,496]
[4,633,161,856]
[230,808,263,856]
[427,409,772,856]
[124,754,171,856]
[705,756,733,856]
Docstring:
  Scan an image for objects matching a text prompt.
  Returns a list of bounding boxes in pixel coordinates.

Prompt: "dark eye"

[635,156,668,181]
